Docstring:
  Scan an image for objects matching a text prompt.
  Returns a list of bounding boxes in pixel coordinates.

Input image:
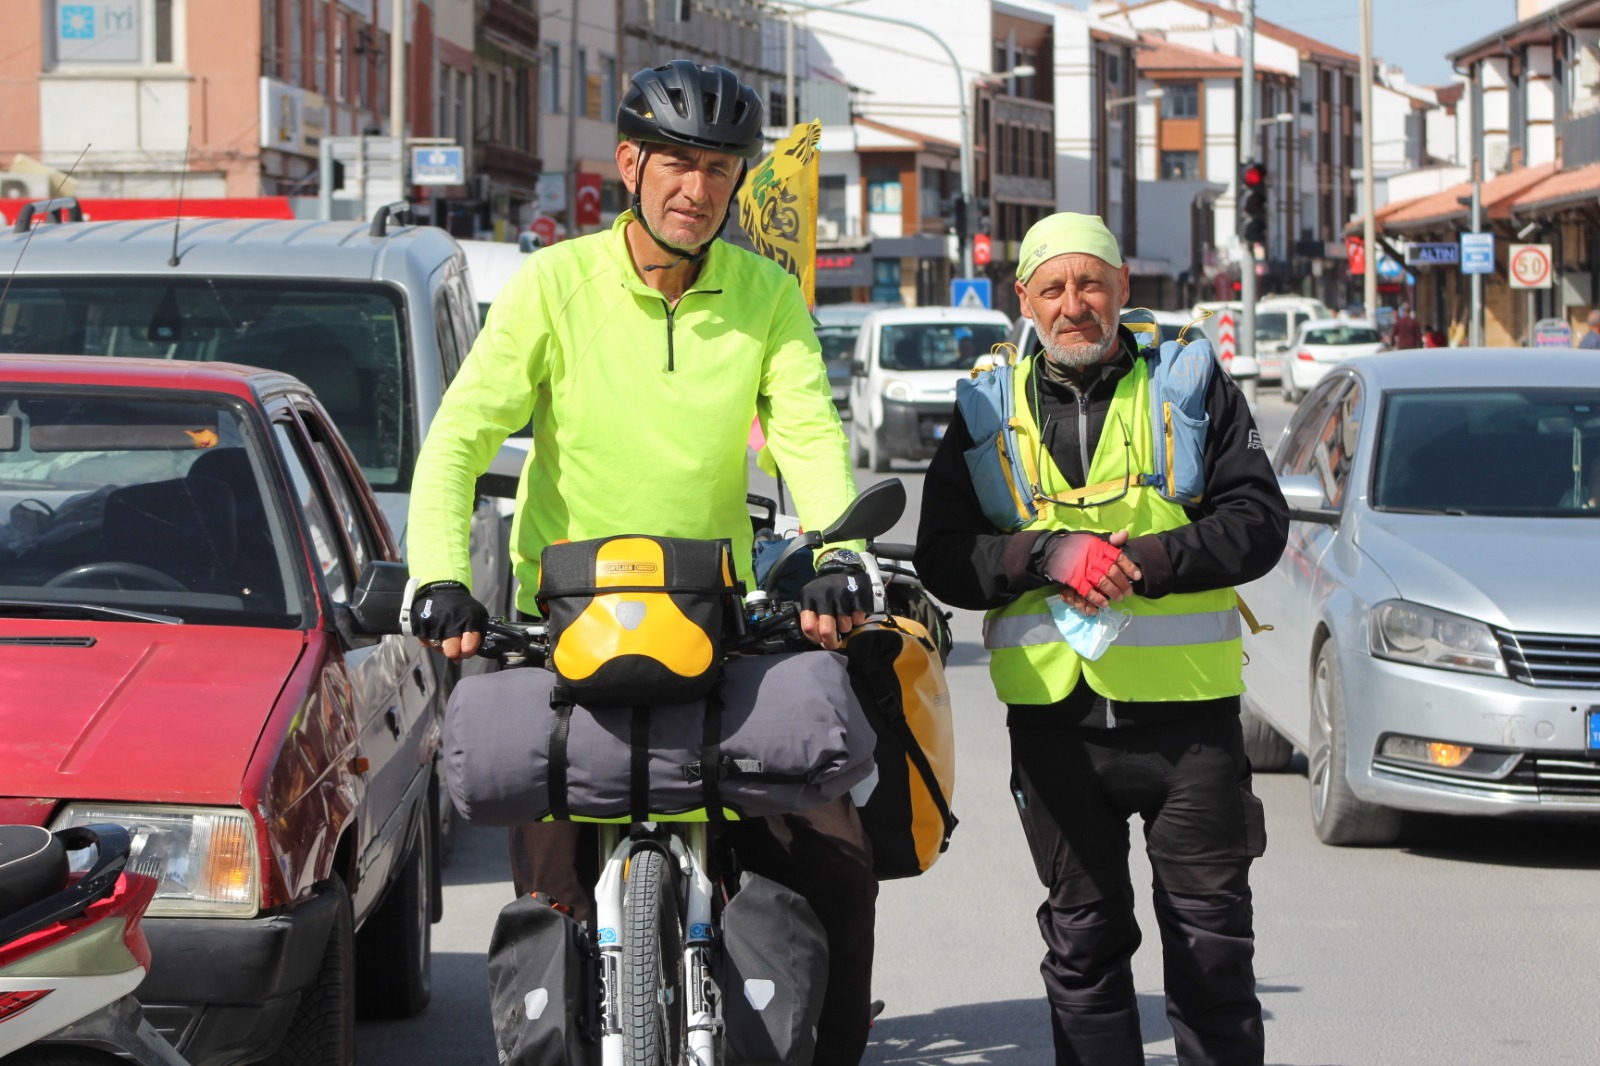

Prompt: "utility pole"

[1470,167,1483,346]
[566,2,581,241]
[785,12,796,129]
[1359,0,1377,321]
[1239,0,1256,365]
[390,0,406,145]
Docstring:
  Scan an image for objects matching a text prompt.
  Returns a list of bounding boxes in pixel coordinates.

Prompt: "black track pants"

[1009,712,1266,1066]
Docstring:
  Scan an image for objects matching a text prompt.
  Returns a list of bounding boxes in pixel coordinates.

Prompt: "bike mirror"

[820,478,905,542]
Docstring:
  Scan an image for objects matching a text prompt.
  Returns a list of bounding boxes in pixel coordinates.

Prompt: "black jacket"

[913,328,1290,725]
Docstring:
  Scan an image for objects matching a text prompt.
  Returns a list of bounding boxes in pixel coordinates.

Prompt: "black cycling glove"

[410,580,488,642]
[800,557,875,618]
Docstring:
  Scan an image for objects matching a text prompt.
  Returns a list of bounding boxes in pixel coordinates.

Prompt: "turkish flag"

[1345,235,1366,276]
[576,172,602,228]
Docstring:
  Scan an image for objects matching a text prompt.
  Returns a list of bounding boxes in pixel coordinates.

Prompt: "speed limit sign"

[1509,243,1553,288]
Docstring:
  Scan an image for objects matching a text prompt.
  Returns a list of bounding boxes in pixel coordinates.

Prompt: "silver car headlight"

[51,804,259,918]
[1369,601,1507,677]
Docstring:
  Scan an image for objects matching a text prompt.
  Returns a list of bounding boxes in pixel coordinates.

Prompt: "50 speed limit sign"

[1509,243,1553,289]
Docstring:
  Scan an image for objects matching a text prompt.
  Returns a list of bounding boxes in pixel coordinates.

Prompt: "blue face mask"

[1047,598,1132,661]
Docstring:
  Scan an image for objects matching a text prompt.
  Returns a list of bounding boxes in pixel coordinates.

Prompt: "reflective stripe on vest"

[984,352,1244,706]
[985,605,1241,651]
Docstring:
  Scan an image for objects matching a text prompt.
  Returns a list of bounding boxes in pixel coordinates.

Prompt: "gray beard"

[1040,318,1119,369]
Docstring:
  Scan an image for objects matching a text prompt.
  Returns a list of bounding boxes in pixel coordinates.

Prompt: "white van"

[1253,295,1330,385]
[849,305,1012,471]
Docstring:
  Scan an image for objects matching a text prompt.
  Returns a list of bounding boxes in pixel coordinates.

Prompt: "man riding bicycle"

[405,60,880,1063]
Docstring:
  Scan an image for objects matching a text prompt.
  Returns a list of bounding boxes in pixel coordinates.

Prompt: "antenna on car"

[0,143,90,314]
[168,126,191,268]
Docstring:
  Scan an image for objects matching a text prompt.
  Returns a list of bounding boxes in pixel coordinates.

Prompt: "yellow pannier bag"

[840,615,958,878]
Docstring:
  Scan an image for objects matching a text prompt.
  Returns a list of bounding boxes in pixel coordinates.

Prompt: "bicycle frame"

[594,823,720,1066]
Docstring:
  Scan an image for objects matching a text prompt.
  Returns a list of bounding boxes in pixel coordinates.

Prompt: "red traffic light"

[1241,162,1266,188]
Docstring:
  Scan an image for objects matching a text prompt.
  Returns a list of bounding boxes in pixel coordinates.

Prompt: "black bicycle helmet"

[618,61,765,160]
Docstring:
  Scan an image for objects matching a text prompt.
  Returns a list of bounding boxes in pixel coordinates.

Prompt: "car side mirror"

[850,360,867,378]
[347,560,412,634]
[476,440,528,499]
[1278,474,1340,525]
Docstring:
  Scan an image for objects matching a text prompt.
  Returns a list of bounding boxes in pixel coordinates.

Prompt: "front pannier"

[444,650,877,824]
[538,535,742,707]
[717,872,830,1066]
[486,892,601,1066]
[840,615,958,879]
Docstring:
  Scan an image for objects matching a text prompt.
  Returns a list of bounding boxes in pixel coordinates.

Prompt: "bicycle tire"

[622,844,685,1066]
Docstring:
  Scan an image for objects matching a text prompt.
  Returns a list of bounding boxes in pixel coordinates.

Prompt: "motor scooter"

[0,823,189,1065]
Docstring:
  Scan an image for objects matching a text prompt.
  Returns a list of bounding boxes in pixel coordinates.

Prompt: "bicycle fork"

[594,824,723,1066]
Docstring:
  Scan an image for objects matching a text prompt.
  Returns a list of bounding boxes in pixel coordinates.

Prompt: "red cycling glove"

[1038,532,1122,598]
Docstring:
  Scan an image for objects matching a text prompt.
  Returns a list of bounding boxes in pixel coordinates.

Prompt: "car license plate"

[932,423,947,441]
[1588,708,1600,755]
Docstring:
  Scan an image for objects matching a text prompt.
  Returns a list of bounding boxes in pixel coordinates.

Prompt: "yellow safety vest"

[983,354,1245,706]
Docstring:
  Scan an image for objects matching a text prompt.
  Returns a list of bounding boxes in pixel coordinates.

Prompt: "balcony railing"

[482,0,540,51]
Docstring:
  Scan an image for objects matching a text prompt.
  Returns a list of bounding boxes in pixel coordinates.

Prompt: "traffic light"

[1239,160,1267,244]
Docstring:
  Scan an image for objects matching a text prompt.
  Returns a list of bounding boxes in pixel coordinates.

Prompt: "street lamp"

[1105,87,1164,111]
[770,0,978,277]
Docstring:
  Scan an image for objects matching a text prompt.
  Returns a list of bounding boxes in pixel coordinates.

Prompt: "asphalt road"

[359,386,1600,1065]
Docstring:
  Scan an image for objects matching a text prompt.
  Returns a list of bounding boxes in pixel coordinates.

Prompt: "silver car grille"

[1493,628,1600,689]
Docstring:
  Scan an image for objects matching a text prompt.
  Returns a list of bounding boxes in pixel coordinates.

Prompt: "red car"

[0,356,441,1065]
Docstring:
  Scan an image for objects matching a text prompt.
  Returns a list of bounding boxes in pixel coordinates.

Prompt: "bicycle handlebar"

[873,541,916,561]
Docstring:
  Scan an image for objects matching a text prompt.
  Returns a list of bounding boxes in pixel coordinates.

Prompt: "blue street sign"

[411,146,465,186]
[951,277,991,309]
[1461,232,1495,275]
[1375,251,1404,280]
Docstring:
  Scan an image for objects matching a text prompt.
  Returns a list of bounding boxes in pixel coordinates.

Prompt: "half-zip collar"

[610,210,727,372]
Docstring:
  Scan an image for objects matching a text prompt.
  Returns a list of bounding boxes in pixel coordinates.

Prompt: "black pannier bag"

[487,892,600,1066]
[717,872,829,1066]
[840,615,958,879]
[444,650,877,824]
[538,535,742,707]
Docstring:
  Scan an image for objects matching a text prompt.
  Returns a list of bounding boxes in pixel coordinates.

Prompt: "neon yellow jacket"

[407,212,857,613]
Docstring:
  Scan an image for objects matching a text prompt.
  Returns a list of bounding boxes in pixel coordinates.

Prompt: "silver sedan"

[1238,348,1600,845]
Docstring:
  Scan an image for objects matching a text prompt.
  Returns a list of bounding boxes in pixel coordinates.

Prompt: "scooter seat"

[0,825,69,920]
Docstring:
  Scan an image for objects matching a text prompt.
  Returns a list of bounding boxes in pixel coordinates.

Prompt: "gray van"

[0,204,511,629]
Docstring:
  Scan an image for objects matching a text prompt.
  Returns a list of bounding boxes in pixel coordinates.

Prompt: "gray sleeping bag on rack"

[444,650,877,824]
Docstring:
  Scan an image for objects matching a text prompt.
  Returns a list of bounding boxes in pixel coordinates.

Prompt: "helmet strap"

[629,144,749,273]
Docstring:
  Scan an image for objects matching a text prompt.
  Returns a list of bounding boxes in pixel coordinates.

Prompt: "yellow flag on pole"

[737,120,822,307]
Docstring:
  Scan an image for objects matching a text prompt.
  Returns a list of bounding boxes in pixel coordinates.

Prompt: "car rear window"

[0,388,306,626]
[880,323,1009,371]
[0,280,413,493]
[1305,326,1380,346]
[1374,388,1600,516]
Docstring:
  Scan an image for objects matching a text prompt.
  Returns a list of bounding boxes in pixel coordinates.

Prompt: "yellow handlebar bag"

[538,535,742,707]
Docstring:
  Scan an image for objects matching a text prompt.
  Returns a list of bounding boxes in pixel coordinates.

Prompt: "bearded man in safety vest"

[915,213,1288,1065]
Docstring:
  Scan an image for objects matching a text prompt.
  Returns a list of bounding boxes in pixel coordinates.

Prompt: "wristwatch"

[815,548,865,573]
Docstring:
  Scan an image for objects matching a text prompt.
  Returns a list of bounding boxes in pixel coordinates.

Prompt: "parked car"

[457,235,536,325]
[1253,295,1331,385]
[849,305,1011,471]
[1238,348,1600,845]
[0,356,443,1063]
[0,202,515,626]
[814,302,897,417]
[1281,318,1384,402]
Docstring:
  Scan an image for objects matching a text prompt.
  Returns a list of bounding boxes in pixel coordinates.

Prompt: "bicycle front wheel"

[623,844,685,1065]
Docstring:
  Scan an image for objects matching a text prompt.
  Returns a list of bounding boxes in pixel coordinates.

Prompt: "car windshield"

[1374,389,1600,516]
[1255,312,1289,342]
[1306,326,1380,346]
[0,280,413,492]
[814,326,858,381]
[0,389,306,626]
[880,323,1009,371]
